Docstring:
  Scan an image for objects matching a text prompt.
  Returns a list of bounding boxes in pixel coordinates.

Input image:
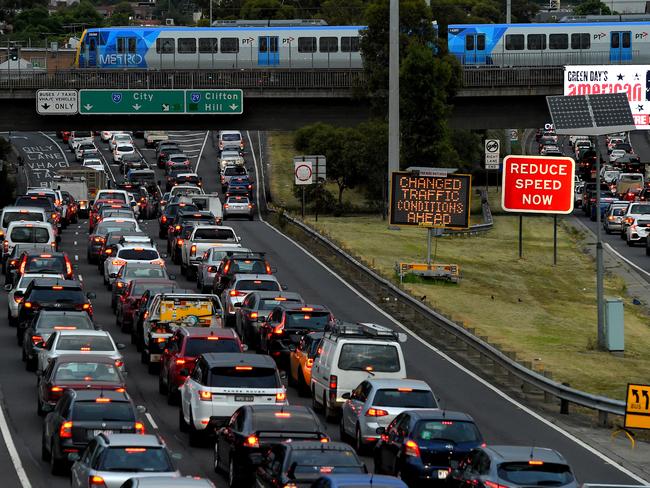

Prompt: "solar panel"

[546,93,636,135]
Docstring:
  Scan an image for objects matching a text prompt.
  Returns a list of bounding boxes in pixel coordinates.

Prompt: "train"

[74,19,650,70]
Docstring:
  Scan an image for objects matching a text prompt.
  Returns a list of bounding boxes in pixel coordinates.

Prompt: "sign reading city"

[186,89,243,114]
[501,155,575,214]
[390,172,471,229]
[36,90,78,115]
[625,383,650,430]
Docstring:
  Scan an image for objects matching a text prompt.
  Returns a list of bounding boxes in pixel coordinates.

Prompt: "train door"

[610,31,632,62]
[85,32,98,67]
[463,33,486,64]
[257,36,279,66]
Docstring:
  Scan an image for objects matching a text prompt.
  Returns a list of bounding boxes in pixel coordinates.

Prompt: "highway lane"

[0,130,643,488]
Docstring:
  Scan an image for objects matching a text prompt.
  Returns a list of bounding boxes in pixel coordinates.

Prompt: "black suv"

[41,389,145,475]
[212,252,274,295]
[17,278,95,344]
[158,202,199,238]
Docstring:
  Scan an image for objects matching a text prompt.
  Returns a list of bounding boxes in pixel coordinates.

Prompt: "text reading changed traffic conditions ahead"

[390,172,471,229]
[502,155,575,214]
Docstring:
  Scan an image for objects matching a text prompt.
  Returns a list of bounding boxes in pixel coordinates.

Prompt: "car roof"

[2,206,45,213]
[364,378,432,390]
[169,153,189,158]
[482,445,566,464]
[31,278,81,288]
[248,404,320,425]
[51,353,120,364]
[315,474,407,488]
[132,478,214,488]
[179,327,238,339]
[286,441,356,452]
[102,433,163,447]
[408,410,474,422]
[276,303,330,313]
[7,221,51,229]
[220,130,241,136]
[56,329,110,337]
[200,352,275,368]
[233,274,279,281]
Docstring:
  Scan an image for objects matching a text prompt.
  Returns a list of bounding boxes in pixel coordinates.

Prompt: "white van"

[4,221,57,256]
[191,193,223,224]
[310,322,407,420]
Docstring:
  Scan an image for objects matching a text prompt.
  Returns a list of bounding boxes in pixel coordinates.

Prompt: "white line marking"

[75,232,79,236]
[245,131,649,485]
[0,401,32,488]
[74,255,78,261]
[145,412,159,430]
[78,274,83,282]
[39,131,68,164]
[604,243,650,280]
[73,241,77,246]
[194,132,210,173]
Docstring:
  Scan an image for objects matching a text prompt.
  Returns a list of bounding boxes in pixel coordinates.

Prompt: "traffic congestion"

[0,129,639,488]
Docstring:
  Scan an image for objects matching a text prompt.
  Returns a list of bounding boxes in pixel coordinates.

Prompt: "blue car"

[311,474,408,488]
[589,192,617,221]
[373,410,484,487]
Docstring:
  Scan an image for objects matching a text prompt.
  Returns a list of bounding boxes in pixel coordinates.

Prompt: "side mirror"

[86,292,96,299]
[109,273,117,279]
[68,452,80,462]
[3,284,12,291]
[179,368,189,377]
[169,274,176,280]
[241,344,248,352]
[341,392,351,400]
[281,285,288,291]
[116,342,127,350]
[161,253,168,259]
[136,405,147,414]
[376,426,386,435]
[194,255,203,261]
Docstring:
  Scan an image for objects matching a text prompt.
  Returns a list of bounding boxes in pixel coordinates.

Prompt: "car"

[0,207,47,250]
[180,224,240,278]
[111,262,173,312]
[36,329,126,375]
[221,165,248,192]
[42,390,145,475]
[220,274,283,327]
[5,272,64,326]
[131,286,189,352]
[144,130,169,147]
[255,442,366,488]
[114,143,136,163]
[69,131,94,151]
[120,477,216,488]
[179,353,287,446]
[288,331,324,396]
[23,310,95,371]
[94,189,131,206]
[116,278,176,333]
[159,327,244,405]
[340,379,438,454]
[36,354,127,415]
[165,154,192,174]
[311,323,408,421]
[168,222,199,264]
[9,251,73,286]
[259,303,334,367]
[4,221,57,259]
[225,177,253,198]
[625,217,650,247]
[214,405,329,485]
[373,410,484,486]
[196,245,250,293]
[158,202,199,238]
[448,446,577,488]
[82,157,106,173]
[603,201,629,234]
[109,132,133,151]
[588,191,617,222]
[312,475,408,488]
[120,153,149,174]
[88,219,142,264]
[157,141,181,167]
[100,130,114,142]
[620,202,650,241]
[223,195,254,220]
[70,433,180,488]
[98,231,146,271]
[170,172,202,190]
[218,149,245,171]
[90,202,134,232]
[75,141,99,161]
[104,244,164,289]
[212,253,273,294]
[217,130,244,154]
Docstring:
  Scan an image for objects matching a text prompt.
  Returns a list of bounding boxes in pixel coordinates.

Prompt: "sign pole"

[426,228,432,266]
[553,215,557,266]
[301,187,305,219]
[388,0,399,218]
[519,215,523,259]
[596,139,605,349]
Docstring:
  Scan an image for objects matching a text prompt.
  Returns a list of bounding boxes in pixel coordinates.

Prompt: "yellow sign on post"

[624,383,650,429]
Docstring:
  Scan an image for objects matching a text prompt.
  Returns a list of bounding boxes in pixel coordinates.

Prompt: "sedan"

[111,262,173,311]
[223,195,254,221]
[113,143,136,163]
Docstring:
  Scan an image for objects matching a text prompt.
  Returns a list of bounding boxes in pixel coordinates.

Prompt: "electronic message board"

[390,172,471,229]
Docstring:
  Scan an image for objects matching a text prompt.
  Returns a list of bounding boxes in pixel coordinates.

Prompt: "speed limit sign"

[294,161,313,185]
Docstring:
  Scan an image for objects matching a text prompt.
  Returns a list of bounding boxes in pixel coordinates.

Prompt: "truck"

[181,225,240,279]
[144,130,169,148]
[616,173,644,198]
[190,193,223,224]
[50,175,88,221]
[56,168,108,216]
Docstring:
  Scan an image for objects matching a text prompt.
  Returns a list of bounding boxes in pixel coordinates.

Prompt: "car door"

[38,333,57,373]
[343,381,368,436]
[386,413,410,473]
[71,438,98,487]
[182,361,203,423]
[39,359,56,404]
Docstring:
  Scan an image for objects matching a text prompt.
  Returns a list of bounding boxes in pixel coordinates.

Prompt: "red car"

[36,355,127,416]
[116,278,176,333]
[158,327,244,404]
[88,199,128,232]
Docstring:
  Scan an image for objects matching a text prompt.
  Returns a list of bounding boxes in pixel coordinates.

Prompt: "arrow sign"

[84,104,93,110]
[162,104,170,112]
[41,103,50,110]
[229,103,239,111]
[132,103,141,111]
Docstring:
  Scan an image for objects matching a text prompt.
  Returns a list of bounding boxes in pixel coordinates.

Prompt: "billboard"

[564,65,649,129]
[390,172,471,229]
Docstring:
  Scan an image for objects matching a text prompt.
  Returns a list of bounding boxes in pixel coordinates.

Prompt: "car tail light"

[229,290,240,297]
[190,245,197,256]
[276,391,286,403]
[207,265,217,273]
[116,282,124,289]
[59,421,73,439]
[306,358,313,369]
[245,435,259,447]
[248,204,253,209]
[404,439,420,457]
[31,335,44,345]
[115,360,124,368]
[24,302,35,309]
[3,241,8,252]
[13,295,22,304]
[223,203,229,209]
[329,375,337,404]
[19,258,26,275]
[249,312,258,319]
[112,259,127,266]
[199,390,212,401]
[175,358,186,365]
[134,421,145,434]
[115,388,125,393]
[50,386,63,393]
[94,236,104,243]
[89,475,107,488]
[176,239,184,246]
[366,408,389,417]
[175,225,181,231]
[64,256,73,277]
[484,482,507,488]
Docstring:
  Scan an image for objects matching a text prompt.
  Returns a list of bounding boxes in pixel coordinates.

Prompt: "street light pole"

[595,140,605,348]
[209,0,212,26]
[388,0,399,213]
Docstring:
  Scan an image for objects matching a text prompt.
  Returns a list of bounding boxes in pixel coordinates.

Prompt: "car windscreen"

[124,266,167,279]
[235,280,280,292]
[129,173,156,183]
[25,256,65,273]
[414,420,482,443]
[284,311,330,330]
[168,204,198,217]
[194,228,234,240]
[290,450,363,474]
[208,366,279,388]
[132,282,173,296]
[117,145,133,152]
[99,193,127,202]
[3,212,43,227]
[103,211,133,220]
[54,361,121,382]
[56,335,114,352]
[497,462,575,486]
[71,401,135,422]
[10,227,51,243]
[14,198,54,210]
[253,414,320,433]
[30,289,85,303]
[225,166,247,176]
[74,131,93,139]
[222,133,241,141]
[170,156,189,163]
[611,208,626,216]
[260,298,302,310]
[338,343,400,372]
[118,249,158,261]
[373,389,437,408]
[180,217,214,226]
[630,204,650,214]
[100,447,175,472]
[96,222,137,235]
[36,313,94,331]
[185,338,240,356]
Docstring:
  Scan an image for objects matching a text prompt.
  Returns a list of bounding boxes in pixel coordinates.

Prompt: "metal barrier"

[462,66,564,88]
[445,188,493,236]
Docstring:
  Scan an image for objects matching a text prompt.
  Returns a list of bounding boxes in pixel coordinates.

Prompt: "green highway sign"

[185,89,243,114]
[79,89,185,115]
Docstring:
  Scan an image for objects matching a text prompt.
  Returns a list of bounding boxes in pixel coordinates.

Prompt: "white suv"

[220,274,282,326]
[310,322,407,421]
[104,244,163,287]
[179,352,287,446]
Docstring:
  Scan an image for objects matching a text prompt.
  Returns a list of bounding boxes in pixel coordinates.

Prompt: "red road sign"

[501,155,575,214]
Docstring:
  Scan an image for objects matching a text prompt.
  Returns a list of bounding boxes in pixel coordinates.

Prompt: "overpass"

[0,67,562,129]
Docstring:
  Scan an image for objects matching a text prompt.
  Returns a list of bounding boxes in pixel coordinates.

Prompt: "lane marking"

[74,255,78,261]
[604,243,650,281]
[194,131,210,173]
[145,412,159,430]
[245,131,649,485]
[78,274,83,282]
[73,241,77,246]
[0,401,32,488]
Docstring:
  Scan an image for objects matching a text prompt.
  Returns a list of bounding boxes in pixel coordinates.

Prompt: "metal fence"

[456,50,641,67]
[462,66,564,88]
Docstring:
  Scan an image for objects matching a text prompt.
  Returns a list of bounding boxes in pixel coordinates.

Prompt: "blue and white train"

[75,25,363,69]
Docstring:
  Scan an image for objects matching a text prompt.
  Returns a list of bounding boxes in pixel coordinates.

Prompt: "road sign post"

[294,160,313,219]
[484,139,500,170]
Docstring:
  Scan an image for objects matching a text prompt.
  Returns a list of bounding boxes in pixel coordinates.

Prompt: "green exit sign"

[79,89,185,115]
[185,89,243,114]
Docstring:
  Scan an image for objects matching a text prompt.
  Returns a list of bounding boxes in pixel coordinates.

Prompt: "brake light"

[529,460,544,465]
[274,412,291,418]
[235,366,253,371]
[65,256,73,276]
[206,336,219,340]
[59,421,73,439]
[265,263,272,274]
[52,286,63,290]
[398,388,413,392]
[115,360,124,368]
[95,397,111,403]
[306,358,313,369]
[82,303,91,310]
[199,390,212,401]
[484,482,507,488]
[23,302,33,309]
[31,335,44,345]
[161,216,167,223]
[276,391,287,403]
[229,290,239,297]
[246,435,259,447]
[175,225,181,231]
[176,239,184,246]
[301,307,314,312]
[190,245,197,256]
[13,295,22,304]
[89,475,107,488]
[115,388,125,393]
[94,236,104,243]
[50,386,63,393]
[329,375,337,390]
[207,265,218,273]
[366,408,389,417]
[19,259,26,275]
[112,259,127,266]
[175,358,186,365]
[134,421,145,434]
[223,204,229,209]
[405,440,420,457]
[249,312,258,319]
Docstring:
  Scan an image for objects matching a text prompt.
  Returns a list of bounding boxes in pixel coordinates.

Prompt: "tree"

[511,0,539,23]
[240,0,295,19]
[110,1,133,26]
[319,0,365,25]
[574,0,611,15]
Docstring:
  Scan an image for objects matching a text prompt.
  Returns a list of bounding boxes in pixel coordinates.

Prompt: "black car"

[120,152,148,174]
[168,222,197,264]
[373,410,484,486]
[166,210,216,261]
[157,142,181,167]
[22,310,95,371]
[9,250,74,286]
[255,442,366,488]
[259,303,333,367]
[17,279,95,345]
[41,389,145,475]
[212,252,275,295]
[158,202,199,238]
[215,405,329,485]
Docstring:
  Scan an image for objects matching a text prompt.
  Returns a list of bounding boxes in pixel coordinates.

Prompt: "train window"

[505,34,524,50]
[128,38,136,53]
[298,37,316,53]
[221,38,239,53]
[199,38,218,53]
[341,36,360,52]
[465,36,474,51]
[117,38,126,54]
[259,37,267,53]
[549,34,568,50]
[571,33,590,49]
[156,38,175,54]
[319,37,338,53]
[622,32,631,48]
[477,34,485,50]
[527,34,546,50]
[178,38,196,54]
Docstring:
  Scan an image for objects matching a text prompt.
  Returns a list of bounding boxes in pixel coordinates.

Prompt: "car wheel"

[50,441,64,476]
[214,441,222,473]
[355,425,368,455]
[158,369,168,395]
[627,237,634,247]
[41,432,50,461]
[229,457,240,488]
[179,406,189,432]
[36,396,43,416]
[324,393,338,422]
[148,358,158,375]
[311,387,323,413]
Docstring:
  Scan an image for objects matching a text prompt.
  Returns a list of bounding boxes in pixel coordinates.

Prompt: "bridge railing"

[462,66,564,88]
[455,50,640,67]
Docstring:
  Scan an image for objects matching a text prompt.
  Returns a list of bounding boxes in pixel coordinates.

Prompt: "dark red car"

[115,278,176,333]
[158,327,244,404]
[36,355,127,416]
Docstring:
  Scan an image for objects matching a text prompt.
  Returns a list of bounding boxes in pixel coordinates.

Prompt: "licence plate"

[438,470,449,480]
[92,430,113,437]
[235,395,254,402]
[150,354,161,362]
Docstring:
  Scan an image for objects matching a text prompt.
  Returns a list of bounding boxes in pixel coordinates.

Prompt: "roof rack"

[327,321,407,343]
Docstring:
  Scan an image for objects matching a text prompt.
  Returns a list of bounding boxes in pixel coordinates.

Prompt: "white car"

[109,132,133,151]
[219,150,245,171]
[36,329,126,374]
[68,131,94,151]
[113,143,136,163]
[100,130,114,142]
[75,141,98,162]
[625,217,650,246]
[82,157,106,173]
[5,273,64,326]
[220,274,282,326]
[104,244,163,287]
